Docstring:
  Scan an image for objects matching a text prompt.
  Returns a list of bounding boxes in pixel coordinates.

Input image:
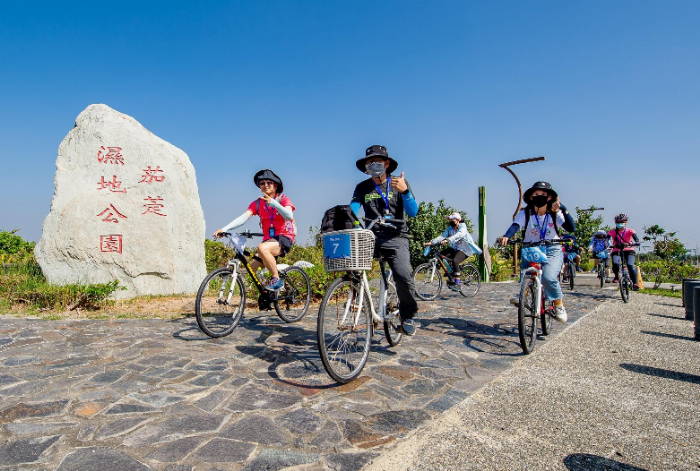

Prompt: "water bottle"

[423,246,431,256]
[442,256,452,273]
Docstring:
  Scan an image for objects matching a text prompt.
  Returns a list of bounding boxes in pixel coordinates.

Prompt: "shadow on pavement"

[620,363,700,385]
[646,312,685,320]
[563,453,649,471]
[640,330,694,341]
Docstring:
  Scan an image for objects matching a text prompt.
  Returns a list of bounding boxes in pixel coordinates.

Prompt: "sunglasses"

[258,180,275,187]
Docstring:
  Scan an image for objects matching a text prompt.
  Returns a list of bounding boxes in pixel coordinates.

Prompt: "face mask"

[365,161,386,178]
[530,195,549,208]
[616,223,626,229]
[450,220,459,227]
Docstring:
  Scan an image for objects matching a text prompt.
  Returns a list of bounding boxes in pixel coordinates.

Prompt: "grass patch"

[639,287,682,298]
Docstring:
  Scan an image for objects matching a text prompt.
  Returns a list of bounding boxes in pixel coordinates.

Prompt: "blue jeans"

[521,244,564,301]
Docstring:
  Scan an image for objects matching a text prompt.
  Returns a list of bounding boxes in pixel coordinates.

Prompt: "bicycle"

[595,248,612,289]
[412,244,481,300]
[561,251,577,290]
[613,243,640,303]
[195,230,311,338]
[316,216,404,384]
[510,238,565,354]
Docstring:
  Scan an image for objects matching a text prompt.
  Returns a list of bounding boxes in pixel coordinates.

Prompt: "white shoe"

[509,295,520,306]
[554,305,567,322]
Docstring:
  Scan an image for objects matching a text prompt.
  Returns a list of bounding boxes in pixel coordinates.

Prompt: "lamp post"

[499,156,546,276]
[690,237,698,266]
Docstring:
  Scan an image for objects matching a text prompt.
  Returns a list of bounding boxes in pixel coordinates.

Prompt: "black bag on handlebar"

[320,205,360,233]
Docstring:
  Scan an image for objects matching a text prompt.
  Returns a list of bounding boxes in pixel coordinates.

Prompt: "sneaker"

[605,277,612,283]
[612,277,619,284]
[633,284,640,291]
[576,266,583,272]
[509,295,520,306]
[265,277,284,291]
[554,305,568,322]
[401,319,416,336]
[561,277,568,283]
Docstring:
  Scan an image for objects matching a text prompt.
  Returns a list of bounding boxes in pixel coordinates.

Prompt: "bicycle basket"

[597,251,608,259]
[322,229,375,272]
[567,252,577,261]
[521,246,548,263]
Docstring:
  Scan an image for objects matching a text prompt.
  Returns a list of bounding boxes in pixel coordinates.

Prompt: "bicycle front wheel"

[317,277,372,384]
[195,268,246,338]
[457,263,481,298]
[383,278,403,347]
[274,266,311,323]
[412,263,442,301]
[598,265,605,288]
[620,276,630,303]
[518,276,538,354]
[569,264,575,290]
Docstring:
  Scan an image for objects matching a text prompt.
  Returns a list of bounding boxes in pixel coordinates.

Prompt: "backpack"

[523,208,560,239]
[256,194,297,238]
[320,205,360,234]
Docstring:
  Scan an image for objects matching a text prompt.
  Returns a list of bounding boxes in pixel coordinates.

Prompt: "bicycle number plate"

[324,234,351,259]
[521,247,548,263]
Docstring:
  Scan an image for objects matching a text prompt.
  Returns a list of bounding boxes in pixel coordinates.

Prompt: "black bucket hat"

[254,169,283,194]
[523,181,558,204]
[355,145,398,174]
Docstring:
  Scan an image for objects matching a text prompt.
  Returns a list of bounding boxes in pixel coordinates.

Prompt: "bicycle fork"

[523,267,543,314]
[219,262,240,305]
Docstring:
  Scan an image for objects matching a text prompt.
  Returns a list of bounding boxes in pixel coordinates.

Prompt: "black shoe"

[401,319,416,336]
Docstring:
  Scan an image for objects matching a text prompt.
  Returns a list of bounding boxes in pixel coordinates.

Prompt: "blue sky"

[1,1,699,251]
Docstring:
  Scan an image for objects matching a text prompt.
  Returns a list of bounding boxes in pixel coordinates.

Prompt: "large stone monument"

[35,104,206,298]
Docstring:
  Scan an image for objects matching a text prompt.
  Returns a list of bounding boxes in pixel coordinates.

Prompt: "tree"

[569,206,604,248]
[406,199,473,266]
[643,225,685,260]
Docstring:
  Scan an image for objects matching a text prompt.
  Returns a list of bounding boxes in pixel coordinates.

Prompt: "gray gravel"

[367,294,700,471]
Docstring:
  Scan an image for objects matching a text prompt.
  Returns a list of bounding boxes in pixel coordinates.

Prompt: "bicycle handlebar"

[507,238,566,247]
[221,230,264,239]
[362,216,406,230]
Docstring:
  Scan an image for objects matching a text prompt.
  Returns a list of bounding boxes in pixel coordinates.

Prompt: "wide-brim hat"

[254,169,283,194]
[355,144,398,174]
[523,181,558,204]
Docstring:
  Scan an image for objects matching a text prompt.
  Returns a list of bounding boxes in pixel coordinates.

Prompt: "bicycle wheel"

[598,265,605,288]
[383,278,403,347]
[412,263,442,301]
[541,300,553,336]
[317,277,372,384]
[273,266,311,323]
[195,268,246,338]
[569,263,575,290]
[518,277,538,354]
[457,263,481,298]
[620,275,630,303]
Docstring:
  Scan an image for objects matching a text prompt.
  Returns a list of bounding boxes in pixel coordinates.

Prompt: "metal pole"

[499,157,545,276]
[478,186,490,282]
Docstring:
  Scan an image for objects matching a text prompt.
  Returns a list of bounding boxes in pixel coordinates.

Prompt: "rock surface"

[35,104,206,298]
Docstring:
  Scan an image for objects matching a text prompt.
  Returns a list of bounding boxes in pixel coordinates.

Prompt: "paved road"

[368,293,700,471]
[0,280,609,471]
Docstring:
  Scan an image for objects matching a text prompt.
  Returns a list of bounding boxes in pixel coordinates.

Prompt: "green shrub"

[204,239,236,272]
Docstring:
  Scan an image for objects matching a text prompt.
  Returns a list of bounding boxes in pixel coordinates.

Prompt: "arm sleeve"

[266,197,294,220]
[401,185,418,217]
[220,212,252,233]
[559,205,575,232]
[350,202,361,217]
[431,228,449,245]
[503,223,521,239]
[350,184,363,217]
[632,232,640,243]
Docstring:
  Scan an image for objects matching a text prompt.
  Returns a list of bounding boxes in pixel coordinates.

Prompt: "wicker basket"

[322,229,375,272]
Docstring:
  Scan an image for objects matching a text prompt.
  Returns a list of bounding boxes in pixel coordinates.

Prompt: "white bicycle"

[316,216,403,384]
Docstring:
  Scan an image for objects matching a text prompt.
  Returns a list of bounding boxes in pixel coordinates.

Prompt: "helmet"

[447,212,462,221]
[614,213,628,223]
[594,230,606,238]
[562,234,575,240]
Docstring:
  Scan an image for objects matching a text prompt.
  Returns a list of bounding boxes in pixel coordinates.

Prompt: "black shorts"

[252,235,293,263]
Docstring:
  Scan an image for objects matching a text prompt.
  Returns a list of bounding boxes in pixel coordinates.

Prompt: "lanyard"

[615,228,627,245]
[533,213,550,241]
[263,196,277,224]
[372,178,390,214]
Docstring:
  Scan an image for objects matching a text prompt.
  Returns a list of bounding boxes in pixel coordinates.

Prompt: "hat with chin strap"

[356,145,399,174]
[523,181,558,204]
[253,169,283,194]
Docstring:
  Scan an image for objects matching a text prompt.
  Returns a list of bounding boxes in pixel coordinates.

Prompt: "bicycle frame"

[423,247,459,283]
[344,260,391,328]
[522,263,544,314]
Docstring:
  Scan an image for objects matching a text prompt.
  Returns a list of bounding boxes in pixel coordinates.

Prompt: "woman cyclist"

[588,230,612,282]
[213,169,296,291]
[424,212,481,289]
[607,214,640,291]
[497,182,575,322]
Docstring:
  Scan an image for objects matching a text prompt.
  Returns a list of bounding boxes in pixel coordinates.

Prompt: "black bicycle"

[614,243,640,303]
[195,230,311,338]
[561,251,577,290]
[412,245,481,300]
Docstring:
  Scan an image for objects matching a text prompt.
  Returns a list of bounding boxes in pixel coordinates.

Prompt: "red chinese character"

[139,166,165,184]
[97,146,124,165]
[97,204,128,223]
[97,176,127,193]
[100,235,123,253]
[142,196,166,216]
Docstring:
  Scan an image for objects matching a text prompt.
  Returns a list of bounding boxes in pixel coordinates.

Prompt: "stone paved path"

[0,283,610,471]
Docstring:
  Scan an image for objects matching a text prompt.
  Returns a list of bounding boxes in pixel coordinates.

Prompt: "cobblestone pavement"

[0,282,611,471]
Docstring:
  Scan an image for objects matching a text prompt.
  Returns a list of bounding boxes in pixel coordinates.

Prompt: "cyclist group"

[213,144,638,338]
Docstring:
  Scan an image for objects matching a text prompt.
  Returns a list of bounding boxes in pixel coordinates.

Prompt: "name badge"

[269,227,275,238]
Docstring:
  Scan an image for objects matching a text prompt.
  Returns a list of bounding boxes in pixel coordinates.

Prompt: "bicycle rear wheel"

[412,263,442,300]
[620,275,630,303]
[317,277,372,384]
[569,263,575,290]
[457,263,481,297]
[195,268,246,338]
[383,278,403,347]
[598,265,605,288]
[273,266,311,322]
[518,277,538,354]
